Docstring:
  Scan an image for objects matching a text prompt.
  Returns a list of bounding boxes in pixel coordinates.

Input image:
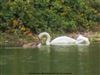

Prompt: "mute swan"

[22,42,41,48]
[22,37,41,48]
[38,32,76,45]
[23,32,90,48]
[76,35,90,46]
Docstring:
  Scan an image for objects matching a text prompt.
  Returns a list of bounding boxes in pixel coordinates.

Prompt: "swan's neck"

[38,32,51,45]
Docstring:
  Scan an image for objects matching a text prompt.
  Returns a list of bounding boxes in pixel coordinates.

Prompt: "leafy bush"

[0,0,99,33]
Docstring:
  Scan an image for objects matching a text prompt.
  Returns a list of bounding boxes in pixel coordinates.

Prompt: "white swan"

[76,35,90,46]
[38,32,76,45]
[22,32,90,48]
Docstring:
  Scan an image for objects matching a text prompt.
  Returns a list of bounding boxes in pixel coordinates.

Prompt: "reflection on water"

[0,43,100,75]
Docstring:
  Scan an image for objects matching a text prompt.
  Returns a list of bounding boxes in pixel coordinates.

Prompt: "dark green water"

[0,43,100,75]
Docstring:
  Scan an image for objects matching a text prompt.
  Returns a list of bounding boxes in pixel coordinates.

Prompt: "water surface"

[0,43,100,75]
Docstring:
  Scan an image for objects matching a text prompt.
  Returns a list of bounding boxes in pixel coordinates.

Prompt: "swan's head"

[38,32,51,45]
[76,35,90,45]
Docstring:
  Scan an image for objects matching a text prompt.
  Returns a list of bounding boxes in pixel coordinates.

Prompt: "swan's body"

[38,32,76,45]
[38,32,90,46]
[50,36,76,45]
[23,42,37,48]
[76,35,90,46]
[22,42,41,48]
[22,36,41,48]
[23,32,90,48]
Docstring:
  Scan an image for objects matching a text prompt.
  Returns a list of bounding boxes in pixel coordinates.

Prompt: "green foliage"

[0,0,99,33]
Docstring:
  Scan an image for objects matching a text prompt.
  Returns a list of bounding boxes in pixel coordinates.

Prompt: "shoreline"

[0,31,100,47]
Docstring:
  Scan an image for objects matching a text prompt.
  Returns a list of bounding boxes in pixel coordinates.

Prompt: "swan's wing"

[50,36,76,45]
[76,35,90,45]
